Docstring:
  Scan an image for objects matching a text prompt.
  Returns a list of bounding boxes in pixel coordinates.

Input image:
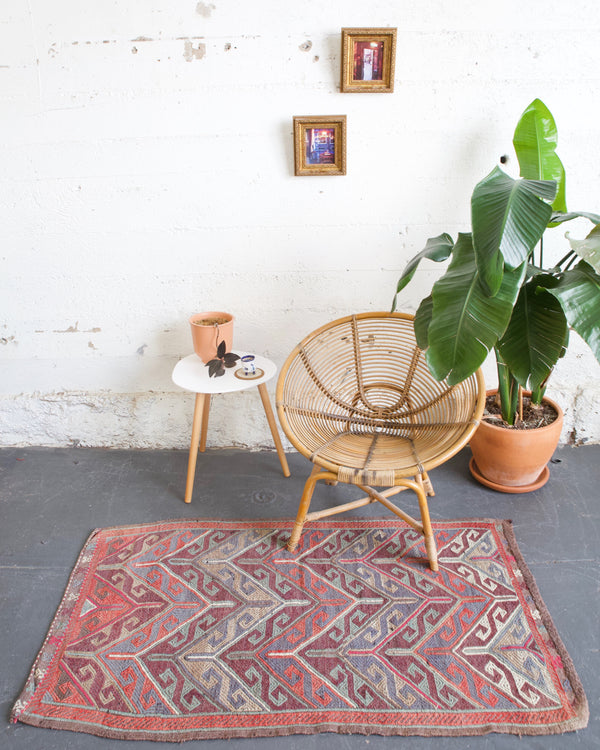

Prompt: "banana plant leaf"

[413,294,433,350]
[566,224,600,274]
[392,233,453,310]
[546,260,600,361]
[471,166,556,296]
[513,98,567,214]
[551,210,600,226]
[497,280,568,392]
[425,233,526,384]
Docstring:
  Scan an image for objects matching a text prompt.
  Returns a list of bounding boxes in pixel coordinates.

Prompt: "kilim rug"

[12,518,588,741]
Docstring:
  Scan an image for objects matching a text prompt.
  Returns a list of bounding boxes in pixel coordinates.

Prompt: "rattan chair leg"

[421,471,435,497]
[424,534,438,571]
[369,478,439,572]
[308,486,396,522]
[412,480,439,573]
[358,485,423,534]
[287,465,323,552]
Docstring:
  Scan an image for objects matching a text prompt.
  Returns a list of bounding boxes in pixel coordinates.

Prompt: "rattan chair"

[276,312,485,571]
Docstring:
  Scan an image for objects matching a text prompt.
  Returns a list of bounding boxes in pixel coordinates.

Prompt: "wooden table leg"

[199,394,210,452]
[257,383,290,477]
[185,393,206,503]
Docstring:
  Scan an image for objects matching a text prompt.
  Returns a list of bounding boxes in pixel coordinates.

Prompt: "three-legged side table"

[172,353,290,503]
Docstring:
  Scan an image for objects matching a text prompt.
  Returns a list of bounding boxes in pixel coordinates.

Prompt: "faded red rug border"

[11,518,589,741]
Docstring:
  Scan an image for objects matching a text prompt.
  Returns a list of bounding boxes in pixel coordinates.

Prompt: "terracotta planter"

[469,391,563,493]
[189,312,234,364]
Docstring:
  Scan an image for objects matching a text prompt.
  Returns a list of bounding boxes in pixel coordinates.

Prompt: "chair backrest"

[276,312,485,479]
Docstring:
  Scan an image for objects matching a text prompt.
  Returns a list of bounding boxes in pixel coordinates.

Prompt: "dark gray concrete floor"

[1,445,598,749]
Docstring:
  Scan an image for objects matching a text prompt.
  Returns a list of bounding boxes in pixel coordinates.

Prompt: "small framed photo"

[293,115,347,176]
[341,27,397,93]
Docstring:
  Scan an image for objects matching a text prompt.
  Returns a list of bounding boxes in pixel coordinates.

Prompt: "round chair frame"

[276,312,485,571]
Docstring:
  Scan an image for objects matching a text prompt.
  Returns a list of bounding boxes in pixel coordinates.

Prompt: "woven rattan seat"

[276,312,485,571]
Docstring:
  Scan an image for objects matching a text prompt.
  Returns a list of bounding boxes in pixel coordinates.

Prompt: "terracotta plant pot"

[189,312,234,364]
[468,391,563,493]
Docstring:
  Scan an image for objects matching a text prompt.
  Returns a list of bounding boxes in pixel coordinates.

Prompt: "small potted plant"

[189,312,234,364]
[393,99,600,492]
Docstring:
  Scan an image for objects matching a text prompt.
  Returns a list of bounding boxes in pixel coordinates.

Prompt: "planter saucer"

[469,458,550,494]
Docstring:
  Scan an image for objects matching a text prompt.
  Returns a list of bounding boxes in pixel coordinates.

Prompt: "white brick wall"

[2,0,600,448]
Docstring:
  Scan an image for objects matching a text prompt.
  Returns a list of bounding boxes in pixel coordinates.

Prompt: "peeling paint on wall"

[183,39,206,61]
[51,323,102,334]
[196,2,216,17]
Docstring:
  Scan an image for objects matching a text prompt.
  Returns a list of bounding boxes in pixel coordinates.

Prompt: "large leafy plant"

[393,99,600,425]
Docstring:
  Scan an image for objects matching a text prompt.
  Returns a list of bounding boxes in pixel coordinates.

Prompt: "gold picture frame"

[293,115,347,176]
[341,27,397,93]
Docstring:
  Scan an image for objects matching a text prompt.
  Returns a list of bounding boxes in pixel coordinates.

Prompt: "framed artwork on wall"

[293,115,347,176]
[341,27,397,93]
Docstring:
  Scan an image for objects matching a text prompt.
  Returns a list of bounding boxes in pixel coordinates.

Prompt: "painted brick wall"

[2,0,600,448]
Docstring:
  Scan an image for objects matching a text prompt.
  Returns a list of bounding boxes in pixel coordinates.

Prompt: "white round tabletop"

[172,352,277,394]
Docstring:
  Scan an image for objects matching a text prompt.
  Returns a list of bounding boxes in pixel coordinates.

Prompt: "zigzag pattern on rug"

[12,518,588,740]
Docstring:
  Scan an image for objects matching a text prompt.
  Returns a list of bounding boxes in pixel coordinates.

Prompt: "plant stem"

[518,386,523,424]
[556,249,576,269]
[496,349,519,425]
[564,254,579,271]
[531,382,547,405]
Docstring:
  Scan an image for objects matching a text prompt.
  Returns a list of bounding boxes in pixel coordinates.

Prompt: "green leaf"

[471,166,555,296]
[497,280,568,392]
[551,210,600,226]
[425,232,526,384]
[393,233,453,310]
[413,294,433,350]
[513,98,567,213]
[546,261,600,361]
[566,224,600,274]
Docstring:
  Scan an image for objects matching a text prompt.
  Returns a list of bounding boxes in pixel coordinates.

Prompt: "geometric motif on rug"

[12,518,588,741]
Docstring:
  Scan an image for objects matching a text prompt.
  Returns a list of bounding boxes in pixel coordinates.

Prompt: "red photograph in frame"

[341,28,397,93]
